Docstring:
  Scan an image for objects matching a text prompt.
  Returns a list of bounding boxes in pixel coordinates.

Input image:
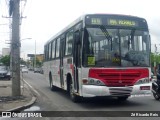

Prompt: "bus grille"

[99,72,140,87]
[89,68,148,87]
[109,87,133,96]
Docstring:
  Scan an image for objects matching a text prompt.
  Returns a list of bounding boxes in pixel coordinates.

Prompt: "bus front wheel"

[69,83,82,103]
[117,96,129,101]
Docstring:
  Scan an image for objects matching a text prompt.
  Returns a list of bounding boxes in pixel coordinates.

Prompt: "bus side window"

[65,30,73,55]
[52,40,56,59]
[55,38,60,58]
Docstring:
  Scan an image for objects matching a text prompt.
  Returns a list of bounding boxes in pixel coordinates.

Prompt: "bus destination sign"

[90,17,138,27]
[107,19,138,27]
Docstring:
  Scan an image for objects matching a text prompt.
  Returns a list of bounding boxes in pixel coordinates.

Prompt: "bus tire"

[67,74,71,94]
[49,73,57,91]
[69,83,82,103]
[117,96,128,101]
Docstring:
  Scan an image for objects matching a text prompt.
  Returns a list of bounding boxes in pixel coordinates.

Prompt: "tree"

[150,52,160,72]
[20,58,27,65]
[36,58,43,67]
[0,55,10,66]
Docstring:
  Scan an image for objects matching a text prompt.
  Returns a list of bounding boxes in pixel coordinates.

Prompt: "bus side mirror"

[75,32,80,44]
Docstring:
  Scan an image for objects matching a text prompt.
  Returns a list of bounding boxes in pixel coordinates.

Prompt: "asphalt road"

[10,71,159,120]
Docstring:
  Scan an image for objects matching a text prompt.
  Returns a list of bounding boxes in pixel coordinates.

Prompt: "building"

[2,48,10,56]
[27,54,44,68]
[36,54,44,63]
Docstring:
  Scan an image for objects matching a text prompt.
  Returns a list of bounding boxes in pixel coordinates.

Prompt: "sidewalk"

[0,80,36,111]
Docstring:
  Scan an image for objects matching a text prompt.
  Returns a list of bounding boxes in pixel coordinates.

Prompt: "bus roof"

[44,13,147,45]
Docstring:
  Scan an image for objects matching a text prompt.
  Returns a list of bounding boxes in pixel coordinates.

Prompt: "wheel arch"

[66,72,72,92]
[49,71,52,83]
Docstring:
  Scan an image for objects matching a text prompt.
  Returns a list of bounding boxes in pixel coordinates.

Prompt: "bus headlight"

[134,77,150,85]
[82,78,105,86]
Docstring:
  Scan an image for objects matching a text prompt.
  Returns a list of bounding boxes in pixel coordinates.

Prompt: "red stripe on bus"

[70,64,74,74]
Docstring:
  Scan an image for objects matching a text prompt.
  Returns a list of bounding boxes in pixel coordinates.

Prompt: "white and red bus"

[44,14,152,102]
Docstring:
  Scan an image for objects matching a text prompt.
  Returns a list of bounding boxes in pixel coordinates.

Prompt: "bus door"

[73,31,81,92]
[60,37,65,88]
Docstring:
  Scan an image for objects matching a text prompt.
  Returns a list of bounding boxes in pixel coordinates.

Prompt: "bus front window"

[82,27,150,67]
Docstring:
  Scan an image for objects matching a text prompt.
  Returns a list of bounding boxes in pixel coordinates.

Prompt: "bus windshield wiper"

[99,25,112,50]
[99,25,112,41]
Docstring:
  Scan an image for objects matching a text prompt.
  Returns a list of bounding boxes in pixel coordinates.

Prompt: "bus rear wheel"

[69,83,82,103]
[49,74,57,91]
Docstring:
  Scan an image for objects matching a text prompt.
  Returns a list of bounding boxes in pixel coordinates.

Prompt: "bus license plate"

[140,86,150,90]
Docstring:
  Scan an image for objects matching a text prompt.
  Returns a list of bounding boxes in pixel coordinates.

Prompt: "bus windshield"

[82,26,150,67]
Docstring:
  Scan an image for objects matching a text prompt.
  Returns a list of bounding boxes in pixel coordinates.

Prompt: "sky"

[0,0,160,59]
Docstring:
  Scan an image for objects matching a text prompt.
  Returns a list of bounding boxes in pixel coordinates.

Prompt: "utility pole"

[154,44,157,76]
[11,0,21,96]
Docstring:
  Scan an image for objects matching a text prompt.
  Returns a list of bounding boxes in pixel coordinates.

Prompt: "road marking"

[23,79,41,96]
[130,94,152,98]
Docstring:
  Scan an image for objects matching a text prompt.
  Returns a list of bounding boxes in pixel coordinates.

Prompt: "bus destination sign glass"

[91,18,102,25]
[107,19,138,27]
[90,17,138,27]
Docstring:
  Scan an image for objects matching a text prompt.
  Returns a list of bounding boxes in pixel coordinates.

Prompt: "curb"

[6,96,37,112]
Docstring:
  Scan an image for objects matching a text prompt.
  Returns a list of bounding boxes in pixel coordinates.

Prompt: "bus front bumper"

[82,83,152,97]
